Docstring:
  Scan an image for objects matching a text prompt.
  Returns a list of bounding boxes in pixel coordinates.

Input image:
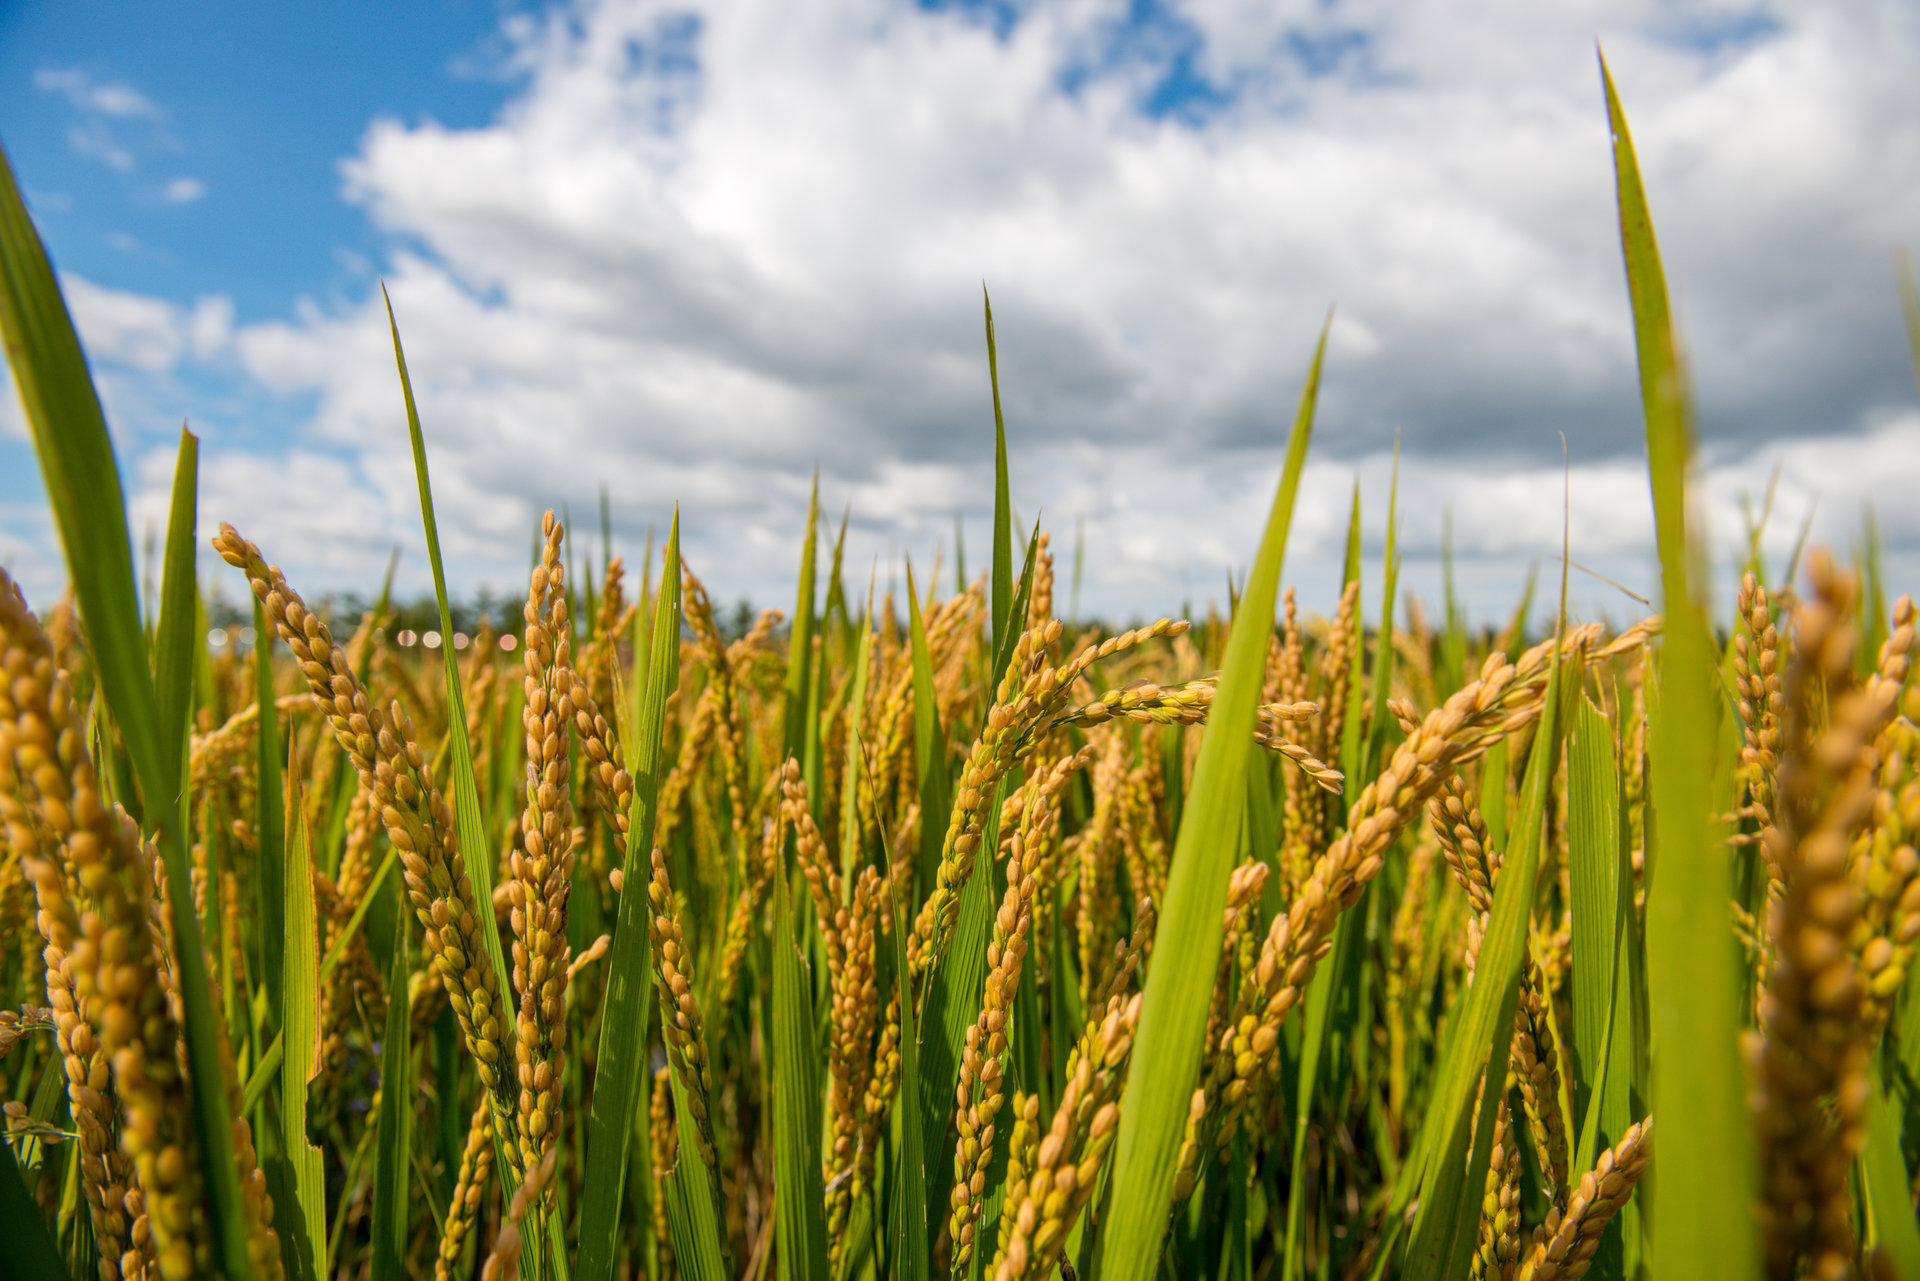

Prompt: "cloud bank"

[7,0,1920,625]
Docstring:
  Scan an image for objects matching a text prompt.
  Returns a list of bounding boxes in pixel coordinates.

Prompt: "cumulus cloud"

[11,0,1920,622]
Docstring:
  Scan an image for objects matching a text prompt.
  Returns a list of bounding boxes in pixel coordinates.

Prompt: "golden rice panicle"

[1172,864,1274,1203]
[0,1005,54,1060]
[1112,766,1160,924]
[1075,731,1127,1005]
[19,877,131,1277]
[1385,832,1439,1130]
[1251,728,1344,794]
[857,985,904,1203]
[992,993,1141,1281]
[991,1091,1042,1274]
[481,1146,557,1281]
[1202,628,1601,1169]
[0,724,131,1280]
[908,615,1065,975]
[512,510,578,1177]
[714,782,782,1019]
[1316,579,1362,779]
[210,525,512,1111]
[682,568,751,859]
[656,688,718,853]
[1752,552,1885,1281]
[781,758,846,963]
[1058,677,1215,730]
[1276,586,1316,890]
[1099,894,1157,1009]
[143,857,283,1281]
[826,864,883,1249]
[650,1065,678,1281]
[911,616,1185,978]
[1514,1116,1654,1281]
[1733,572,1786,851]
[1853,597,1920,1035]
[1513,979,1569,1198]
[589,553,628,704]
[561,658,635,859]
[0,570,207,1281]
[1472,1096,1522,1281]
[1431,773,1497,917]
[437,1099,495,1281]
[1027,528,1054,632]
[1429,768,1565,1192]
[948,749,1085,1270]
[647,845,718,1170]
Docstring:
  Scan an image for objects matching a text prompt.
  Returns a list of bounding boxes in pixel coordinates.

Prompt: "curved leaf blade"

[1100,319,1328,1281]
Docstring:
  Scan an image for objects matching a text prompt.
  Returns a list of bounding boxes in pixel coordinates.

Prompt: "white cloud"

[34,67,162,119]
[9,0,1920,624]
[63,275,187,372]
[162,176,207,204]
[38,67,171,176]
[66,123,136,172]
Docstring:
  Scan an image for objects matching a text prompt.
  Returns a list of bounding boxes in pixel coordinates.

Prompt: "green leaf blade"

[578,515,682,1281]
[0,140,254,1281]
[281,769,326,1281]
[1602,54,1760,1281]
[772,862,830,1280]
[1100,319,1328,1281]
[154,427,199,809]
[369,901,412,1281]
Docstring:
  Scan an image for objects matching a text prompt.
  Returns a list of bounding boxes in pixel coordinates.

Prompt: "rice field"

[3,62,1919,1281]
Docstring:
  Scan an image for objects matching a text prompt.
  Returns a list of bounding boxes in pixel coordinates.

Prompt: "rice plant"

[2,61,1919,1281]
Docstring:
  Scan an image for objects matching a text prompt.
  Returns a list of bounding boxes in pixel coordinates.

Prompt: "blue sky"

[3,0,1918,624]
[0,1,516,316]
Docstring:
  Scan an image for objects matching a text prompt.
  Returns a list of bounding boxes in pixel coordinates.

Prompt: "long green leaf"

[253,596,287,1034]
[772,857,830,1279]
[0,139,254,1281]
[840,594,875,886]
[0,1141,70,1281]
[1440,509,1466,695]
[1281,898,1361,1281]
[1568,692,1638,1280]
[916,777,1002,1248]
[281,755,326,1281]
[662,1121,729,1281]
[1338,480,1364,786]
[1603,54,1760,1281]
[1863,1059,1920,1281]
[991,526,1041,693]
[887,855,931,1281]
[369,893,411,1281]
[1404,609,1566,1279]
[984,287,1013,659]
[1100,318,1328,1281]
[384,288,513,1006]
[786,474,820,765]
[384,289,561,1278]
[241,843,402,1116]
[1363,440,1401,767]
[906,562,951,909]
[577,515,682,1281]
[1568,697,1621,1109]
[155,427,199,808]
